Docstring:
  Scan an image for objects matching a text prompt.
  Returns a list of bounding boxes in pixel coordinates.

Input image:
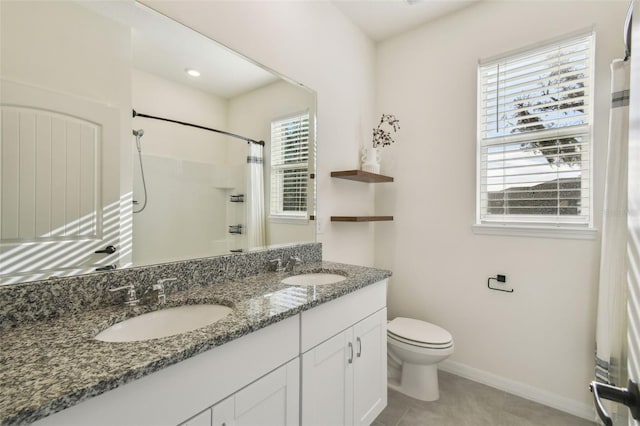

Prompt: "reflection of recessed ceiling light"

[185,68,201,77]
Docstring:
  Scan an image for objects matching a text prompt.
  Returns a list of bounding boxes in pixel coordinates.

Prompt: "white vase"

[361,147,381,174]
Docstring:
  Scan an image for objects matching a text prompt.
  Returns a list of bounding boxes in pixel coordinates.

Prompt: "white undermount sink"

[95,304,233,342]
[281,273,347,286]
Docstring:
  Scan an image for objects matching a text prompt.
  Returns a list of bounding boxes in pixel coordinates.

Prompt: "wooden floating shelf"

[330,170,394,183]
[331,216,394,222]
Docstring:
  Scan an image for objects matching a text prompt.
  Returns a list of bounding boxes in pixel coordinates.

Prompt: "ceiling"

[81,0,481,98]
[81,1,279,99]
[333,0,481,41]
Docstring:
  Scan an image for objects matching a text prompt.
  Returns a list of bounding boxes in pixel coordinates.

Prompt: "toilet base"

[389,362,440,402]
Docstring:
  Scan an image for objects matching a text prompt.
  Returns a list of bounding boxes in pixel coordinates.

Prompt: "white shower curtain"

[594,59,630,425]
[246,143,266,249]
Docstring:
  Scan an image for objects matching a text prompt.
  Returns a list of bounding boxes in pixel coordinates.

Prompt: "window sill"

[472,224,598,240]
[269,215,309,225]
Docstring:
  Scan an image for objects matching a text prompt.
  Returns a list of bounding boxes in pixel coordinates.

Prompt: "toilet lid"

[387,317,452,346]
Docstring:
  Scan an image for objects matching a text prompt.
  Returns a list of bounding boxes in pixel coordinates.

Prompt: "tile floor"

[373,371,596,426]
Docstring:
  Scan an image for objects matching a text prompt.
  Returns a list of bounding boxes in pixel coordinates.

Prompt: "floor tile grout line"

[393,406,409,426]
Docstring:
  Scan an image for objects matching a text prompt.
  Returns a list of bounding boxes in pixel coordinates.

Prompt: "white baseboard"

[439,360,595,421]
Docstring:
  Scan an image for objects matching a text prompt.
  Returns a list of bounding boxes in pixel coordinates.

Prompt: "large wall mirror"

[0,1,316,285]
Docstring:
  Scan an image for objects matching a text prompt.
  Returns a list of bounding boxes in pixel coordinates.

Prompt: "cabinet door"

[301,329,354,426]
[234,358,299,426]
[353,309,387,426]
[212,397,234,426]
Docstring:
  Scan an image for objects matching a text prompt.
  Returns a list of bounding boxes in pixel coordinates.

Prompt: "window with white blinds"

[270,112,309,218]
[477,33,594,229]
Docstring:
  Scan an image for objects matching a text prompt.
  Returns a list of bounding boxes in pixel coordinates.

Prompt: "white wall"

[374,0,627,418]
[141,0,377,266]
[0,1,130,108]
[132,69,230,163]
[228,80,316,247]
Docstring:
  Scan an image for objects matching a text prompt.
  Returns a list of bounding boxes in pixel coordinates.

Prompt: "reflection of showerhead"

[133,129,144,152]
[132,128,148,213]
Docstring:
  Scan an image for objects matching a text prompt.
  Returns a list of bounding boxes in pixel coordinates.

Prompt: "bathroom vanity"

[0,2,388,424]
[0,245,390,426]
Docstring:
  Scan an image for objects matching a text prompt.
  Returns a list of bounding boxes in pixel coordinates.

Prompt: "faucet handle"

[108,284,138,306]
[154,278,175,304]
[154,285,166,305]
[156,277,177,286]
[285,256,303,272]
[108,284,134,292]
[269,258,283,271]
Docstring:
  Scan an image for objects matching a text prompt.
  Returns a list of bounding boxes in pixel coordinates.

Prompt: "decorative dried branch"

[372,114,400,148]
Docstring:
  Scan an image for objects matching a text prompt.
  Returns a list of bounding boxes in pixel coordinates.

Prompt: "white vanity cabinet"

[229,358,298,426]
[300,280,387,426]
[34,316,299,426]
[181,409,211,426]
[182,358,299,426]
[352,309,387,425]
[211,397,233,426]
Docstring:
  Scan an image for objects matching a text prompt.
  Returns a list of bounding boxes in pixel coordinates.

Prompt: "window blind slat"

[483,68,589,97]
[483,167,587,179]
[481,35,591,69]
[483,91,590,119]
[481,183,591,191]
[484,151,590,167]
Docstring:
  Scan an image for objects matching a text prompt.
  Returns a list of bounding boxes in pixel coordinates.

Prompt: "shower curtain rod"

[132,110,265,146]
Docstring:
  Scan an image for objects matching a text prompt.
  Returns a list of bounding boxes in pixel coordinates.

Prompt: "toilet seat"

[388,317,453,349]
[388,332,453,349]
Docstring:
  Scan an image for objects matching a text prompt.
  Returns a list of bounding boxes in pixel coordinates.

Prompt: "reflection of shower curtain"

[594,59,630,426]
[246,143,266,249]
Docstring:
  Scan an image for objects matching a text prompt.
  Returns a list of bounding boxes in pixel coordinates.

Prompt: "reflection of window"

[270,112,309,219]
[476,33,594,229]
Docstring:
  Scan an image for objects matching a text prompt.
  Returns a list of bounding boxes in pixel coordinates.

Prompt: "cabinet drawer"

[300,279,387,353]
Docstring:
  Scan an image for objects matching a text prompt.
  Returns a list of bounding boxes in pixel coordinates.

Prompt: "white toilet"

[387,317,454,402]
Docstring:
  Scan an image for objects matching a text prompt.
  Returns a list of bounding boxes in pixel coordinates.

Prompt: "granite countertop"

[0,261,391,425]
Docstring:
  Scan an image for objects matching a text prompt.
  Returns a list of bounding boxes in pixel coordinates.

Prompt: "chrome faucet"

[109,278,176,307]
[108,284,138,306]
[156,277,176,304]
[140,278,176,305]
[269,258,285,272]
[285,256,302,273]
[270,256,303,273]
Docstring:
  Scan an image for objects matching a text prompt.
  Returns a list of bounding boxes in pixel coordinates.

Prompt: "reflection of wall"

[132,70,230,163]
[0,1,130,107]
[228,80,316,247]
[132,70,245,265]
[132,155,241,264]
[374,1,625,419]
